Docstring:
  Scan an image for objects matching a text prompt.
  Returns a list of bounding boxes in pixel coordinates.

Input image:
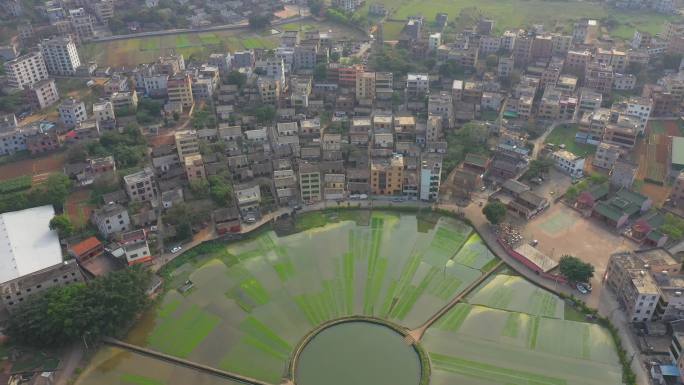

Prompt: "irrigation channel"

[104,260,503,385]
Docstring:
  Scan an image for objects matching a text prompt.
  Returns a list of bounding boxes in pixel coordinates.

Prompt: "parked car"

[244,216,257,223]
[170,245,182,253]
[576,282,590,294]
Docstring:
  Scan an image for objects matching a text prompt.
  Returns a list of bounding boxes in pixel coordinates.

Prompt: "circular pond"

[295,321,422,385]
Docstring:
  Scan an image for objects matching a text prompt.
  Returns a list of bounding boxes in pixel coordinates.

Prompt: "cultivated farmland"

[364,0,673,40]
[75,211,621,385]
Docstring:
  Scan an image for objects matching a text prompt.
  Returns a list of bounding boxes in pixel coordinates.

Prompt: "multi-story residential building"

[551,34,572,56]
[344,118,368,147]
[513,32,533,66]
[406,73,429,99]
[605,249,681,323]
[500,30,517,51]
[585,62,614,96]
[120,229,152,266]
[4,51,48,89]
[174,130,200,161]
[299,161,321,203]
[58,98,87,128]
[184,154,206,183]
[671,173,684,206]
[613,73,636,91]
[427,91,454,128]
[294,43,317,70]
[374,72,393,101]
[592,142,623,169]
[27,78,59,110]
[550,150,585,177]
[615,97,652,134]
[355,71,375,103]
[497,56,514,79]
[232,50,254,69]
[255,57,285,87]
[610,160,638,189]
[419,154,442,201]
[323,174,345,200]
[167,74,194,108]
[40,36,81,76]
[429,33,442,51]
[68,8,94,41]
[91,202,130,238]
[92,100,115,128]
[143,73,169,97]
[538,88,562,121]
[123,167,157,203]
[111,91,139,111]
[531,34,553,61]
[478,35,500,55]
[370,154,404,196]
[603,115,640,149]
[578,88,603,113]
[257,77,280,105]
[564,50,591,75]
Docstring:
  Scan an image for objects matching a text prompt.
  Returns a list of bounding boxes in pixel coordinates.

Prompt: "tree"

[226,71,247,88]
[559,255,594,283]
[190,179,210,198]
[65,144,88,163]
[485,54,498,68]
[526,158,553,179]
[49,215,74,238]
[661,213,684,240]
[248,14,270,29]
[308,0,323,15]
[251,105,276,123]
[313,63,327,81]
[208,175,233,206]
[482,201,507,224]
[5,268,151,347]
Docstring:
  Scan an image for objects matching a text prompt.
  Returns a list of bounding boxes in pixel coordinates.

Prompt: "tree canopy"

[483,201,507,224]
[559,255,594,283]
[49,215,74,238]
[6,267,151,347]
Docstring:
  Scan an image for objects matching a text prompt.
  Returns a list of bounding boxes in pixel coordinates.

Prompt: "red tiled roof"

[70,236,102,257]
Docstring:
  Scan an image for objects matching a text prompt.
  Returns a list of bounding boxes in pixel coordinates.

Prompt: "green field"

[545,123,596,158]
[365,0,672,39]
[81,20,365,67]
[75,212,620,385]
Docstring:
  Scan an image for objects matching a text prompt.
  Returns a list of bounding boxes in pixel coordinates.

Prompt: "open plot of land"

[544,124,595,158]
[65,189,96,229]
[364,0,671,39]
[633,120,678,204]
[0,151,65,182]
[82,20,365,67]
[467,274,564,318]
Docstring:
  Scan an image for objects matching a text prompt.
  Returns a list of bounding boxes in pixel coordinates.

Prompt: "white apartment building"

[3,51,48,89]
[58,98,87,128]
[93,100,115,126]
[406,73,429,99]
[624,97,652,134]
[29,78,59,110]
[551,149,585,177]
[91,202,131,238]
[429,33,442,50]
[420,155,442,201]
[40,36,81,76]
[123,167,157,203]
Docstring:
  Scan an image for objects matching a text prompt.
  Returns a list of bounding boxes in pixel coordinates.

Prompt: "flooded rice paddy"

[76,211,622,385]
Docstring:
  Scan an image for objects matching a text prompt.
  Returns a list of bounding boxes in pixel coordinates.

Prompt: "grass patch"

[545,123,595,157]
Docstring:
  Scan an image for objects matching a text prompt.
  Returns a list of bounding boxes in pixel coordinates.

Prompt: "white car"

[170,246,182,253]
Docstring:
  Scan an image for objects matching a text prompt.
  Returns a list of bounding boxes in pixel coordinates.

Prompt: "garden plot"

[124,212,482,383]
[467,274,564,319]
[451,233,498,271]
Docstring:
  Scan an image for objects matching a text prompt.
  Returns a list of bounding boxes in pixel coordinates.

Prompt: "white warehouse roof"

[0,205,63,284]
